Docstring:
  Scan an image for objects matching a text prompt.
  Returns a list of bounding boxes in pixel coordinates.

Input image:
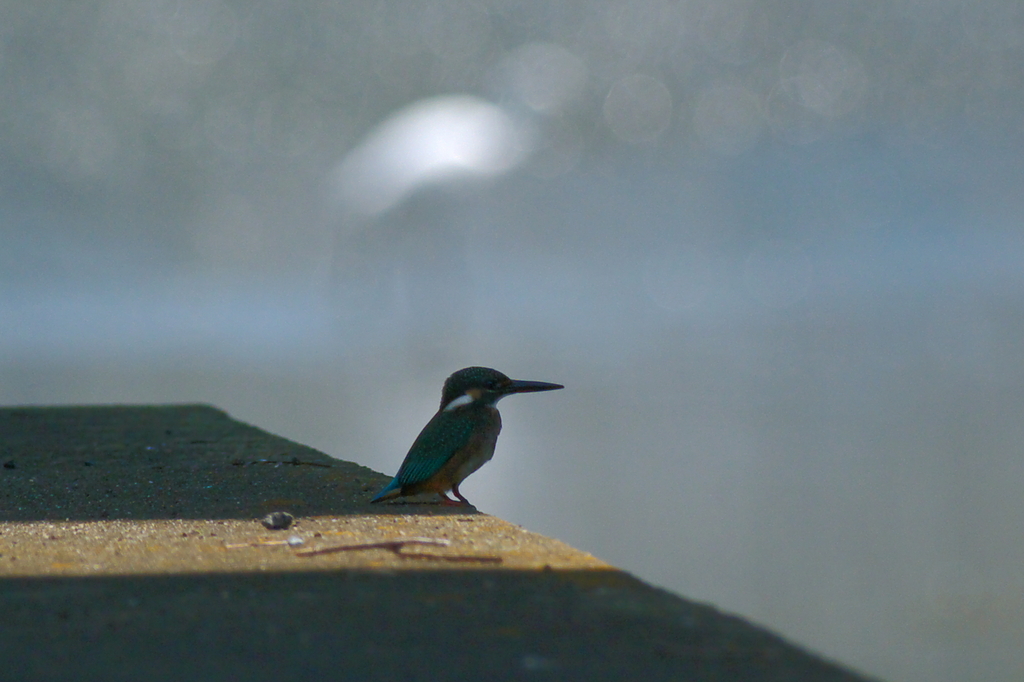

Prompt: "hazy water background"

[3,2,1024,680]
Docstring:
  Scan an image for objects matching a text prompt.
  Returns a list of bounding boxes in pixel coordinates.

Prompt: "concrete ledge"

[1,405,875,681]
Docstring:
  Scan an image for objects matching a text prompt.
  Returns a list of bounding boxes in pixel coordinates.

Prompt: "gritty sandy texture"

[0,514,610,576]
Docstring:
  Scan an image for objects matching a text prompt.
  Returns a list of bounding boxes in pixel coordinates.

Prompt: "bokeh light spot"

[331,95,531,217]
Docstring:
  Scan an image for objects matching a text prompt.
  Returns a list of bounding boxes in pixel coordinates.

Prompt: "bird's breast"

[451,407,501,485]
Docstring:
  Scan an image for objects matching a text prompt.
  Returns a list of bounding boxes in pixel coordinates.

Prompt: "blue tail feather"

[370,477,401,503]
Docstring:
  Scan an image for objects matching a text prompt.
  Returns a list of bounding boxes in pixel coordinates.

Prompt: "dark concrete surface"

[0,405,877,681]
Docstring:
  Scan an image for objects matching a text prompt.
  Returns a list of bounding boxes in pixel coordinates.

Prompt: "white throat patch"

[442,393,475,411]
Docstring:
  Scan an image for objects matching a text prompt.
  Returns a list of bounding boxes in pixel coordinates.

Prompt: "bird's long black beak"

[505,379,564,394]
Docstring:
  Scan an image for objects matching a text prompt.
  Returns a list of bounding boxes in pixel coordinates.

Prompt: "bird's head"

[439,366,563,411]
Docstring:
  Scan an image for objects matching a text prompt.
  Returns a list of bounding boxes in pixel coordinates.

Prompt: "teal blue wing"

[394,409,482,486]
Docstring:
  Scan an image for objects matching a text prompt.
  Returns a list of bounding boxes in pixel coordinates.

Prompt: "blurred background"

[2,1,1023,680]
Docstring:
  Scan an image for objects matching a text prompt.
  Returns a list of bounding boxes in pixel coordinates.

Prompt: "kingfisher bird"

[370,366,563,506]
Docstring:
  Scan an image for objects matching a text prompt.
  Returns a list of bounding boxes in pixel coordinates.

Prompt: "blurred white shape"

[331,95,531,217]
[500,42,587,114]
[603,74,673,144]
[692,83,763,156]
